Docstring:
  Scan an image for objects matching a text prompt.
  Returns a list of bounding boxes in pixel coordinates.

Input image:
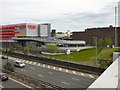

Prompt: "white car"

[14,61,25,68]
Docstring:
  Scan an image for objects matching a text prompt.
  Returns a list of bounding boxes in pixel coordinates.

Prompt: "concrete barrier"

[6,52,105,75]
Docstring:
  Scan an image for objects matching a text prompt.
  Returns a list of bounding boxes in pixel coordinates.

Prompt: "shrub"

[3,62,14,72]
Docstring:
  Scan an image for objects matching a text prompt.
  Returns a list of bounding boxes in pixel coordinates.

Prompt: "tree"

[47,44,59,53]
[92,38,96,46]
[98,38,104,48]
[23,46,30,55]
[3,62,14,72]
[105,37,112,47]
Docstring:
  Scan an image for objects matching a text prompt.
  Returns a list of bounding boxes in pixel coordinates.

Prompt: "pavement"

[1,77,32,90]
[2,56,97,89]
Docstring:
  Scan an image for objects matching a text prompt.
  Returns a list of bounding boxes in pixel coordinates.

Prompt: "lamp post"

[115,7,117,47]
[93,37,98,65]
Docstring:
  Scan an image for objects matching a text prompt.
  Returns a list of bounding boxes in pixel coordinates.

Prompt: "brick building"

[72,26,120,47]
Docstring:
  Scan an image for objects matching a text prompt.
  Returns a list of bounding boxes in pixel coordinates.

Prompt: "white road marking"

[81,73,85,76]
[19,59,23,61]
[22,60,25,62]
[72,78,79,81]
[29,61,32,64]
[31,67,34,69]
[59,68,62,71]
[0,85,4,88]
[25,61,28,63]
[38,74,44,77]
[48,65,50,68]
[13,58,16,60]
[38,63,40,66]
[66,69,68,72]
[48,72,53,75]
[15,58,18,60]
[61,82,70,85]
[21,69,25,72]
[53,67,56,70]
[73,71,76,74]
[43,64,45,67]
[9,78,32,88]
[34,62,36,65]
[89,74,94,78]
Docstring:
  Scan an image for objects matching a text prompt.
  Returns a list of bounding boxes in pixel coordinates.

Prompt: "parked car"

[0,73,8,81]
[14,60,25,68]
[1,56,8,59]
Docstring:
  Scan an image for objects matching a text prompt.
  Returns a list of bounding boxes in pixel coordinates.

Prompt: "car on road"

[0,73,8,81]
[1,56,8,59]
[14,61,25,68]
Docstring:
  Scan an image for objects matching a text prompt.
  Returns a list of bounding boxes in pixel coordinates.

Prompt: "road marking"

[53,67,56,70]
[38,63,40,66]
[73,71,76,74]
[9,78,32,88]
[19,59,23,61]
[89,74,94,78]
[25,61,28,63]
[66,69,68,72]
[72,78,79,81]
[0,85,4,88]
[34,62,36,65]
[22,60,25,62]
[21,69,25,72]
[43,64,45,67]
[38,74,44,77]
[13,58,16,60]
[31,67,34,69]
[48,65,50,68]
[48,72,53,75]
[59,68,62,71]
[81,73,85,76]
[61,82,70,85]
[29,61,32,64]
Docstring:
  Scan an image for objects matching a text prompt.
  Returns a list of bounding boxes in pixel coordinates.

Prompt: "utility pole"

[115,7,117,47]
[93,37,98,65]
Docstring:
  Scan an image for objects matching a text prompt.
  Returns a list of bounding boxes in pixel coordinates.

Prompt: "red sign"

[28,25,36,29]
[1,25,18,30]
[19,25,26,29]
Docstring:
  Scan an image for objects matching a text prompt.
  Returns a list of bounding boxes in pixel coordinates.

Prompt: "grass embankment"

[98,48,119,59]
[52,48,119,63]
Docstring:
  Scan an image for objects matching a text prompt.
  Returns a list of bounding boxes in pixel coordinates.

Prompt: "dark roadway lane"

[2,78,28,88]
[1,78,33,90]
[2,58,95,89]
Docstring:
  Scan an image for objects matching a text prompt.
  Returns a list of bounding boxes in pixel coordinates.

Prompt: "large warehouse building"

[72,25,120,47]
[0,23,51,41]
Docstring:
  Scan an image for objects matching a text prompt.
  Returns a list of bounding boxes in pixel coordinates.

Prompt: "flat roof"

[13,37,86,45]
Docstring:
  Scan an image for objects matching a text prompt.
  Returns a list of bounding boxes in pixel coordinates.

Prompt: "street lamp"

[93,37,98,65]
[115,7,118,47]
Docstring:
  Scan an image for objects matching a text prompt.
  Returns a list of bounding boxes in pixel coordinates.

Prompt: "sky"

[0,0,120,32]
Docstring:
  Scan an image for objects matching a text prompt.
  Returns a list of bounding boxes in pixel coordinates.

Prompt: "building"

[51,29,56,37]
[72,25,120,47]
[38,23,51,37]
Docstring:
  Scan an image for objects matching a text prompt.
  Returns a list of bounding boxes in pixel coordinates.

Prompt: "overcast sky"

[0,0,119,32]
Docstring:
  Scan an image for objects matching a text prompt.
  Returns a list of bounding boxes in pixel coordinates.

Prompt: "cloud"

[0,0,119,32]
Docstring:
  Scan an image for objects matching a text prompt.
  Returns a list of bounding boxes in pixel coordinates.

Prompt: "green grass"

[51,48,119,63]
[53,48,96,62]
[98,48,119,59]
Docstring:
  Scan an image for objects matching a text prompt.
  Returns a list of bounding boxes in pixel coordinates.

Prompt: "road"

[2,56,96,89]
[1,78,32,90]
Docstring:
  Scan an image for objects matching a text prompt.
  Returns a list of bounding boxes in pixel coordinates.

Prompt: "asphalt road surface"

[1,78,32,90]
[2,57,96,89]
